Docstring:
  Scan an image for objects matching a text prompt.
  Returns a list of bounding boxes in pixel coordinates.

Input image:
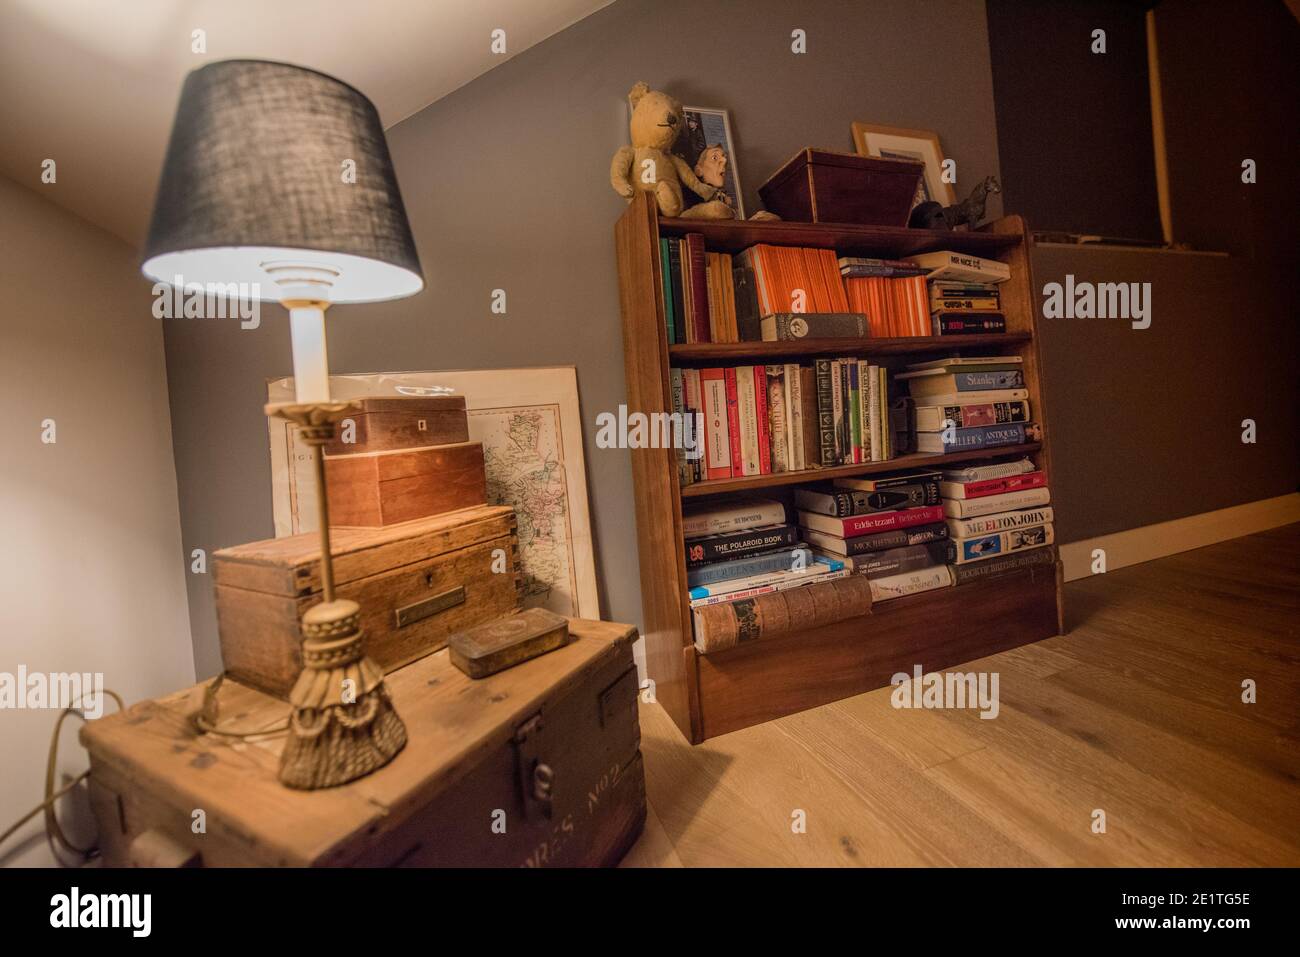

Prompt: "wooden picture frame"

[851,122,957,210]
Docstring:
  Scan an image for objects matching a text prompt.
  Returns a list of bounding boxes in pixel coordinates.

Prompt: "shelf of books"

[615,192,1062,744]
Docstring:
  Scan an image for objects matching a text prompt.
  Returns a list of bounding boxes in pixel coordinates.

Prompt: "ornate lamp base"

[279,599,407,789]
[266,400,407,790]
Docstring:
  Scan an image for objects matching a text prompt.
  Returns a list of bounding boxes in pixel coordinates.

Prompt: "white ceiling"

[0,0,613,247]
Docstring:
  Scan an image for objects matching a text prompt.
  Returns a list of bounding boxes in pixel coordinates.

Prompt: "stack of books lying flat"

[792,470,955,602]
[682,496,872,653]
[940,457,1056,583]
[905,249,1010,336]
[896,355,1042,454]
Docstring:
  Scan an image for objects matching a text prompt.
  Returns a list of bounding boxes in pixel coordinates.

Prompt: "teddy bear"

[609,82,735,220]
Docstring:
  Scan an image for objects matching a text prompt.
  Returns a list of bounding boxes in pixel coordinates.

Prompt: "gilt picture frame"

[851,122,957,210]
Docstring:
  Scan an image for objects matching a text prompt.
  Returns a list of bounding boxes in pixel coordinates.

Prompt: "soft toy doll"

[609,82,735,220]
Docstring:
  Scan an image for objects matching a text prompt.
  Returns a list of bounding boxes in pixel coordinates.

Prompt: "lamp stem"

[312,442,336,603]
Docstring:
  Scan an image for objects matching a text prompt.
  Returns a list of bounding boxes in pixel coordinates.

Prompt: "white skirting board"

[1059,493,1300,582]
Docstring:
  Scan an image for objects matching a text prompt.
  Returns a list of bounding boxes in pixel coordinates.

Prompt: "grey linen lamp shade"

[142,59,423,303]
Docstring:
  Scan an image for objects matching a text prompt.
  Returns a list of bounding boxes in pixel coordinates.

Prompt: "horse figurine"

[908,175,1002,230]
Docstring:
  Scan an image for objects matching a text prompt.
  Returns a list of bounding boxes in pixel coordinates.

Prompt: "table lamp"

[142,59,424,789]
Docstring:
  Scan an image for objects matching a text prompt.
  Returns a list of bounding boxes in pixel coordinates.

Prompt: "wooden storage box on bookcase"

[213,505,522,699]
[614,192,1063,745]
[758,148,923,226]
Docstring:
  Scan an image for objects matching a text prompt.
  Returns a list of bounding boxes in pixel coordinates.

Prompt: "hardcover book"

[947,506,1055,538]
[904,355,1023,373]
[902,368,1026,396]
[800,521,947,555]
[814,359,836,466]
[940,470,1047,500]
[915,421,1042,454]
[700,368,732,480]
[682,496,786,538]
[684,523,799,566]
[951,546,1055,584]
[852,541,946,579]
[868,564,953,602]
[685,546,815,589]
[933,314,1007,334]
[794,480,938,517]
[692,574,873,654]
[689,568,852,608]
[687,557,844,602]
[915,399,1030,432]
[919,388,1029,406]
[833,469,942,493]
[942,486,1051,518]
[946,525,1054,564]
[797,504,944,537]
[837,256,927,278]
[906,250,1011,283]
[760,312,869,341]
[941,457,1036,483]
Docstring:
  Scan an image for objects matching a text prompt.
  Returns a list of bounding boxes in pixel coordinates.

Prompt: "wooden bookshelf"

[615,192,1063,744]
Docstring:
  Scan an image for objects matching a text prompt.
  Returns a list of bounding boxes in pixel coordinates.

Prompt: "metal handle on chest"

[393,584,465,629]
[513,713,554,820]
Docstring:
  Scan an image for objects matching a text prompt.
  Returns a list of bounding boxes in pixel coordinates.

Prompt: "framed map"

[266,366,600,620]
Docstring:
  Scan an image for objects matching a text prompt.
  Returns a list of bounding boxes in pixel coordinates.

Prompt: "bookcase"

[614,192,1064,744]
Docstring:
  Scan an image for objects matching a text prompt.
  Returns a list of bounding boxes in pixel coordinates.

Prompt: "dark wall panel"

[1034,244,1298,543]
[987,0,1162,239]
[1155,0,1300,258]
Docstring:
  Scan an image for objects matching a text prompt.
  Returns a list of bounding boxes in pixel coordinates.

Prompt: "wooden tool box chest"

[80,619,646,867]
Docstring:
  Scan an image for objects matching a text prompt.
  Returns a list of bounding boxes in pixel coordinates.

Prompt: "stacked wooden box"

[214,395,523,698]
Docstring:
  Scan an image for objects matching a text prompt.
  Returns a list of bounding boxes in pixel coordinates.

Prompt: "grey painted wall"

[164,0,1005,675]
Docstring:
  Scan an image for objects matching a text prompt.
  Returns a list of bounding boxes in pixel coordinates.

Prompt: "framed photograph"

[851,122,956,210]
[672,105,745,218]
[267,366,601,620]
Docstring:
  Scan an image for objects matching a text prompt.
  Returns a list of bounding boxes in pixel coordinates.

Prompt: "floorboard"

[622,523,1300,867]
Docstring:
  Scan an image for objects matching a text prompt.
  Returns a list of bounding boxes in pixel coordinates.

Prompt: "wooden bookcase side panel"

[615,195,701,742]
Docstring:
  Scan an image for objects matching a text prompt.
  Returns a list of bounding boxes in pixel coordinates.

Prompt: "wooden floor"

[621,524,1300,867]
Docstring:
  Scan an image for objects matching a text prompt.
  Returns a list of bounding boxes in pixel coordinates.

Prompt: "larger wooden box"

[758,148,923,226]
[81,619,646,867]
[214,505,521,698]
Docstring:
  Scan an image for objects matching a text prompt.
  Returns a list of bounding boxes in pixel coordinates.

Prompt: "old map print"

[475,405,573,610]
[267,367,599,619]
